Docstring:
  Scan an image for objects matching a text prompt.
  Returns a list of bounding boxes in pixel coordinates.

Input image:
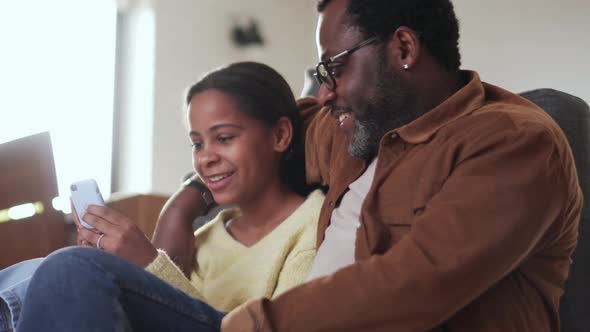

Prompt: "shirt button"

[328,201,334,208]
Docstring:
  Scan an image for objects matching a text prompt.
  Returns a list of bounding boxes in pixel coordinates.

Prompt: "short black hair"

[186,62,307,196]
[318,0,461,71]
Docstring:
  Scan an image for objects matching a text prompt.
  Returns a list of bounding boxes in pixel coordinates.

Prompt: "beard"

[347,50,418,160]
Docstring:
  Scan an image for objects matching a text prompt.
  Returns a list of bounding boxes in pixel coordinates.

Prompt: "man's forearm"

[222,127,576,331]
[152,211,196,276]
[152,189,210,276]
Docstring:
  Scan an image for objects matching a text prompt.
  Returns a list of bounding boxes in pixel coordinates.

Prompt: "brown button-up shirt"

[222,71,583,331]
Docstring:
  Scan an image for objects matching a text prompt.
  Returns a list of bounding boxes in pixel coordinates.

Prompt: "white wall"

[150,0,317,194]
[115,0,589,195]
[114,2,156,195]
[115,0,317,195]
[454,0,590,103]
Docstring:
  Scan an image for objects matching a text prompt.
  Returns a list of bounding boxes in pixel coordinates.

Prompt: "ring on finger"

[96,233,106,250]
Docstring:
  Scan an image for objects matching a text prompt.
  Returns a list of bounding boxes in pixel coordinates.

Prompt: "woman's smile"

[203,171,235,191]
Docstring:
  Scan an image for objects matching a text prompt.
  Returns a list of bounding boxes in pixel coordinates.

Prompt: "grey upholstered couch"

[521,89,589,332]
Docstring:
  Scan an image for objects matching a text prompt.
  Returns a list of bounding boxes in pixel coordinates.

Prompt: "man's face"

[316,0,415,160]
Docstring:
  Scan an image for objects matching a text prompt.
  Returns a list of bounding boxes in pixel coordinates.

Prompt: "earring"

[284,147,295,160]
[403,64,409,70]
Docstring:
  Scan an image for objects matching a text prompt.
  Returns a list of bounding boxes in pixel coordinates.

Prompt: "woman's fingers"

[81,209,120,235]
[80,240,93,247]
[77,205,157,266]
[76,231,86,246]
[86,205,130,226]
[77,227,102,247]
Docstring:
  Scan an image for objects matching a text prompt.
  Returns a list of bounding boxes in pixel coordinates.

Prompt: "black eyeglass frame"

[314,36,378,91]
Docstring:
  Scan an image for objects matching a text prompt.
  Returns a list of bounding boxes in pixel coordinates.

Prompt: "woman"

[7,62,323,331]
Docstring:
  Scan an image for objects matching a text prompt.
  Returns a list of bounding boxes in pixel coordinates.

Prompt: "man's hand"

[151,178,215,276]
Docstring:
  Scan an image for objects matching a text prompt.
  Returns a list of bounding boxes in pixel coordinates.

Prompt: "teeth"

[338,113,350,123]
[209,173,232,182]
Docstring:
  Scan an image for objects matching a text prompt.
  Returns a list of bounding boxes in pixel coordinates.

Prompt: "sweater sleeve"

[145,249,205,300]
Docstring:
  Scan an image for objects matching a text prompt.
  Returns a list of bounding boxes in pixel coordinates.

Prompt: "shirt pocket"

[379,196,426,226]
[377,191,429,246]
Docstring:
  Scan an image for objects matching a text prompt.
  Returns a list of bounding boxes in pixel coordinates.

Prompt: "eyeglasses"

[314,36,378,91]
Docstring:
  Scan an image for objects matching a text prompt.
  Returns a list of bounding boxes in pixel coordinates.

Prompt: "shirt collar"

[395,70,485,144]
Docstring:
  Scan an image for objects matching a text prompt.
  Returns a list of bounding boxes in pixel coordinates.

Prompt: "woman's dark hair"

[318,0,461,72]
[186,62,307,196]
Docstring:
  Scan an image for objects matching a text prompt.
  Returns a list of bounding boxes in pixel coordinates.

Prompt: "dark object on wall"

[231,19,264,47]
[0,132,66,268]
[521,89,590,332]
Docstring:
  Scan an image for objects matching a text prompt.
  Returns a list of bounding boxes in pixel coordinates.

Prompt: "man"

[222,0,583,331]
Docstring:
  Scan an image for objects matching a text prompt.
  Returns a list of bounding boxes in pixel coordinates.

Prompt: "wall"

[454,0,590,103]
[115,0,589,195]
[115,0,317,195]
[113,2,156,195]
[150,0,318,194]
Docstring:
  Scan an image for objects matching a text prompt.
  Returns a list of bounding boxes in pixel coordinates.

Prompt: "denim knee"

[36,247,107,280]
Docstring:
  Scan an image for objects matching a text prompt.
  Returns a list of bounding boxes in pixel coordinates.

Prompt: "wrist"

[182,177,215,210]
[139,246,160,268]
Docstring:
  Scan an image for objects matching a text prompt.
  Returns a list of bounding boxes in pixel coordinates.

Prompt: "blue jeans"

[17,247,225,332]
[0,258,43,332]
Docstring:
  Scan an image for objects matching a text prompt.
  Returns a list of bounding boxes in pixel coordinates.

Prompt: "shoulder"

[298,98,348,186]
[298,189,325,221]
[194,207,241,239]
[272,189,324,248]
[280,189,324,230]
[414,83,579,193]
[440,86,568,162]
[475,83,562,136]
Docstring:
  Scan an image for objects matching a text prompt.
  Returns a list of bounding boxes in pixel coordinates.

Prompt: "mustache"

[328,105,353,114]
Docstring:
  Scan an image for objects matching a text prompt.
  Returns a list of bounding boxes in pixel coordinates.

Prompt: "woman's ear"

[272,116,293,153]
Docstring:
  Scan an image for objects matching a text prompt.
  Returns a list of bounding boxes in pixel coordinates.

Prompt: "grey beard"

[347,55,419,160]
[347,116,382,160]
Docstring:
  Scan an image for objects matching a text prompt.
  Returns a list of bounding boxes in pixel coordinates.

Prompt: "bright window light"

[0,202,44,223]
[52,196,72,214]
[0,1,117,200]
[7,203,37,220]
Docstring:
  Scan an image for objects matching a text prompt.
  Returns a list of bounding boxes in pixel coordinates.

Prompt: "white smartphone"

[70,179,105,230]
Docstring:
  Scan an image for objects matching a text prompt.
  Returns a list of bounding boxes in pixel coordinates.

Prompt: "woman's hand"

[74,205,158,268]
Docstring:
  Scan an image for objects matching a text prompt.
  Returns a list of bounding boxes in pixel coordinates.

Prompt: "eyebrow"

[189,123,244,136]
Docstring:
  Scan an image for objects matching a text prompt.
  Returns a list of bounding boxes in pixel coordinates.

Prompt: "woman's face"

[188,89,285,206]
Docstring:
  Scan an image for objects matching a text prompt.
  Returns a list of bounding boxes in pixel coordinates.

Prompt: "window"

[0,0,117,210]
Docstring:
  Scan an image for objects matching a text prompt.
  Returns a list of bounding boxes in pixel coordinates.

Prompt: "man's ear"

[385,26,421,71]
[272,116,293,153]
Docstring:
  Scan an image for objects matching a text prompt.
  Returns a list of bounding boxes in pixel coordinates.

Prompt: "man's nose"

[317,84,336,106]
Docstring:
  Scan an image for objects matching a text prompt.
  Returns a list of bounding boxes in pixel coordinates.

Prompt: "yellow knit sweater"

[145,189,324,312]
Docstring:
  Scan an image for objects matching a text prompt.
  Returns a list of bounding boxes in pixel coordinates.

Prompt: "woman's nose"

[316,84,336,106]
[196,148,220,169]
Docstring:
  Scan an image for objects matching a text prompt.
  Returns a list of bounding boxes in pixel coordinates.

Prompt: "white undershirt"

[306,159,378,281]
